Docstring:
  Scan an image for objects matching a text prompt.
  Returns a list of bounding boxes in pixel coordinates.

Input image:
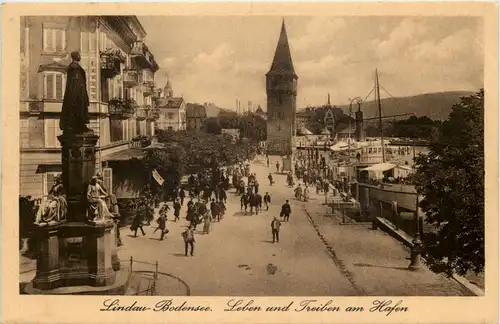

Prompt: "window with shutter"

[55,29,63,52]
[45,74,54,99]
[55,74,63,100]
[44,28,53,51]
[102,168,113,195]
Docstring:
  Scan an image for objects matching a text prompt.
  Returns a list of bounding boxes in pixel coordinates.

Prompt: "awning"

[103,148,145,161]
[361,163,396,172]
[36,164,62,174]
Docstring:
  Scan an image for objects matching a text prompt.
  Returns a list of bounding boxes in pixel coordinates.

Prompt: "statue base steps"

[23,267,130,295]
[28,221,122,292]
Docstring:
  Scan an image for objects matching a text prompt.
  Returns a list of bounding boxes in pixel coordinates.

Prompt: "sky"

[138,16,483,110]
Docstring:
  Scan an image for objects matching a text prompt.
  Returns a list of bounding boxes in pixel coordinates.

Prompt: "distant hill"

[334,91,474,121]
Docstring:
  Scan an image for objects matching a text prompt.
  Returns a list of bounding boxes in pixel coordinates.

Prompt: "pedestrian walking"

[280,200,292,222]
[303,186,310,202]
[219,187,227,203]
[202,211,212,234]
[254,193,263,215]
[271,216,281,243]
[173,198,182,222]
[268,173,274,186]
[179,188,185,205]
[154,214,169,240]
[130,203,146,237]
[264,192,271,211]
[182,226,195,256]
[210,198,220,221]
[266,156,270,168]
[254,180,260,194]
[276,161,280,173]
[240,192,249,212]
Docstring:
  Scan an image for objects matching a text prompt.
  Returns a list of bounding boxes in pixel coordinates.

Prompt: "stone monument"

[24,52,127,294]
[265,20,298,173]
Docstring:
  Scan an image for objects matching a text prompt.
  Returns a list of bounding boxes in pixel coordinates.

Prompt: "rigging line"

[363,86,375,103]
[379,83,397,99]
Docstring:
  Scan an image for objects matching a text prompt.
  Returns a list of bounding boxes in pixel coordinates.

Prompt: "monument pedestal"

[29,221,121,291]
[25,130,128,294]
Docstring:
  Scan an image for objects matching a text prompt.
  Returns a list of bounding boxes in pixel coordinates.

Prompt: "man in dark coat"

[240,192,249,212]
[280,200,292,222]
[60,51,91,133]
[179,188,185,205]
[210,198,220,221]
[264,192,271,211]
[173,198,182,222]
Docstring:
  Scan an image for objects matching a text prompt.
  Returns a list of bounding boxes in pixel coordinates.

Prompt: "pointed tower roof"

[267,19,297,77]
[164,76,172,91]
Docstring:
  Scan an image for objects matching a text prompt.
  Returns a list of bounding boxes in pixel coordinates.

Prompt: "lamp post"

[408,144,423,271]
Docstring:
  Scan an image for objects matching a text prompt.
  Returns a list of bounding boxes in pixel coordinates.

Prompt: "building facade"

[20,16,160,198]
[266,21,298,156]
[154,80,186,131]
[185,103,207,131]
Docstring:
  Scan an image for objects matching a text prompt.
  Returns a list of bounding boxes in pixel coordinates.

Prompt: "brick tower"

[266,20,298,156]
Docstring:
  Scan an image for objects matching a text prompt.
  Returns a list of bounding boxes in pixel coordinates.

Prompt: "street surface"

[20,155,473,296]
[117,155,472,296]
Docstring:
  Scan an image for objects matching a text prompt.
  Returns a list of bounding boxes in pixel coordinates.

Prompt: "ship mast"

[375,68,385,163]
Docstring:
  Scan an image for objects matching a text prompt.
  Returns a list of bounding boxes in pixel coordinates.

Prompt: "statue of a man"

[60,51,91,134]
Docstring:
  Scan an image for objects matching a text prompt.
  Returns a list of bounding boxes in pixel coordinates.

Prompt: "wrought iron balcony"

[147,107,160,121]
[130,41,160,72]
[100,48,125,79]
[143,81,154,97]
[123,69,139,88]
[108,98,137,119]
[136,106,148,121]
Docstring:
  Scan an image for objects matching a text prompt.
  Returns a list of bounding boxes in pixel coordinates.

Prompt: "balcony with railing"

[143,81,154,97]
[153,88,162,99]
[130,41,160,72]
[100,48,126,79]
[147,107,160,121]
[108,98,137,119]
[123,69,139,88]
[136,106,148,121]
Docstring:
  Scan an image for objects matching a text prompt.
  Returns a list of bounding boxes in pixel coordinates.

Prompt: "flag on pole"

[152,169,165,185]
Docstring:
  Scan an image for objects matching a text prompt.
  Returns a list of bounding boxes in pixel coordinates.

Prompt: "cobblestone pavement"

[20,155,473,296]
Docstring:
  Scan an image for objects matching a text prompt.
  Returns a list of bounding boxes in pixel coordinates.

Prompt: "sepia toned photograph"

[2,3,497,323]
[16,13,488,297]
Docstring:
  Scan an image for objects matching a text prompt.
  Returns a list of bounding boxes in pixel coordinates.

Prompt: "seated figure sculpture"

[35,175,67,226]
[86,175,114,223]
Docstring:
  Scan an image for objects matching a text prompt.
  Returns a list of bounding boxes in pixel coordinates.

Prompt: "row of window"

[43,118,153,148]
[43,27,115,54]
[364,147,412,155]
[41,70,154,105]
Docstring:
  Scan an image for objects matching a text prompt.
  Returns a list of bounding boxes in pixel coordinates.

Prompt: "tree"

[412,89,484,276]
[143,129,255,187]
[203,117,222,135]
[217,112,266,142]
[388,115,442,140]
